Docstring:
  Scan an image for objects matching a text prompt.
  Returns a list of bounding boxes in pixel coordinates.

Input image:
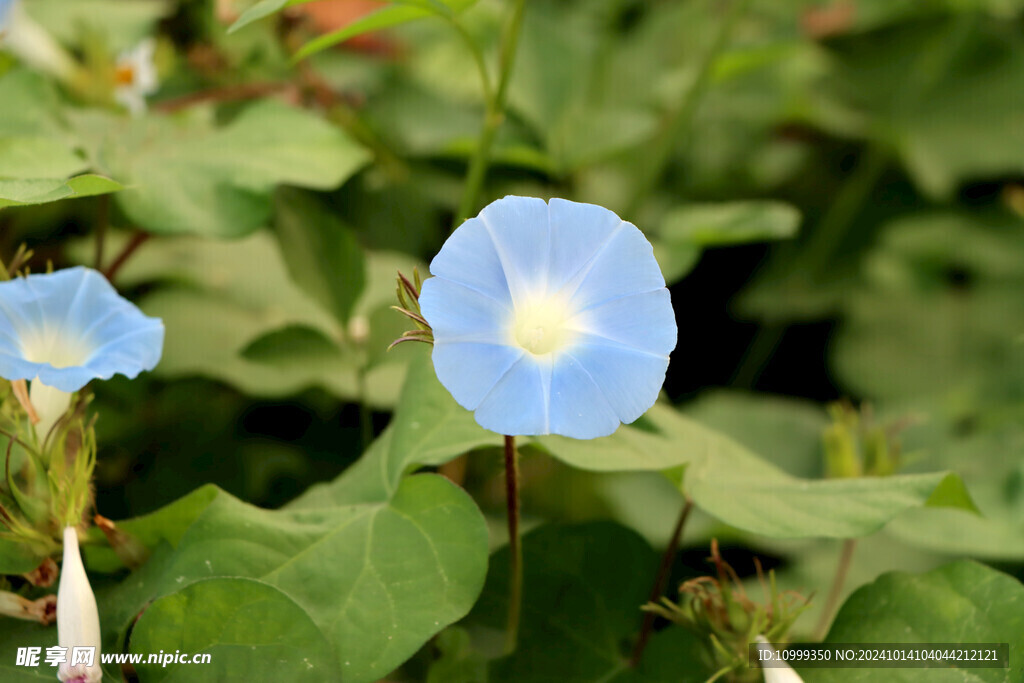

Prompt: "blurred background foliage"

[1,0,1023,680]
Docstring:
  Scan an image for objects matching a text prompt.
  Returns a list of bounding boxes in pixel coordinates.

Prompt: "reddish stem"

[103,232,150,284]
[630,497,694,667]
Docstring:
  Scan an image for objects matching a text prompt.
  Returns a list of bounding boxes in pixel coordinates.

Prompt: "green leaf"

[292,0,478,62]
[84,102,370,238]
[0,174,122,208]
[293,5,434,61]
[0,136,87,179]
[534,407,692,472]
[538,403,976,539]
[660,200,801,247]
[426,627,487,683]
[27,0,172,52]
[0,536,48,575]
[886,508,1024,561]
[0,615,58,681]
[683,390,829,478]
[880,425,1024,559]
[131,578,336,682]
[291,351,500,505]
[229,0,307,33]
[651,239,701,285]
[832,212,1024,404]
[0,70,70,139]
[805,560,1024,682]
[97,232,416,405]
[274,189,366,325]
[101,476,488,683]
[84,485,221,573]
[470,522,711,682]
[687,467,978,539]
[506,5,658,173]
[240,325,348,371]
[821,17,1024,196]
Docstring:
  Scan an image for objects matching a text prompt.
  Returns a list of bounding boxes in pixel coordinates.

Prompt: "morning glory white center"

[20,331,91,369]
[512,297,574,356]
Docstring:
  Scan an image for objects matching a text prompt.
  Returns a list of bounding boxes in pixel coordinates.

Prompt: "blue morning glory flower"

[0,267,163,434]
[419,196,677,439]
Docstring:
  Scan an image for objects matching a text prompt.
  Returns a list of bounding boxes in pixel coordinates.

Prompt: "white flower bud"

[57,527,102,683]
[755,636,805,683]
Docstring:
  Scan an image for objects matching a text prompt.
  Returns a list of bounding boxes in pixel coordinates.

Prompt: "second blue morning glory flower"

[0,267,163,436]
[419,196,677,439]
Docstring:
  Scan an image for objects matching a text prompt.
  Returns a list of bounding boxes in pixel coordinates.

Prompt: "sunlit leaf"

[0,175,122,209]
[82,102,370,238]
[98,477,488,683]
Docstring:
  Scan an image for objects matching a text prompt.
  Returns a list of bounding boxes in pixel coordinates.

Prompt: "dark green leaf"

[806,560,1024,682]
[274,189,366,325]
[131,578,336,682]
[241,325,348,371]
[471,522,711,682]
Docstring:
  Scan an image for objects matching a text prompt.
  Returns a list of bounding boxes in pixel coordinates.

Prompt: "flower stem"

[446,17,493,105]
[102,231,150,285]
[503,434,523,653]
[814,538,857,641]
[630,497,694,667]
[454,0,528,226]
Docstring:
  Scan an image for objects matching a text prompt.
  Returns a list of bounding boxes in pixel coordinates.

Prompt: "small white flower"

[755,636,805,683]
[114,38,158,116]
[56,527,102,683]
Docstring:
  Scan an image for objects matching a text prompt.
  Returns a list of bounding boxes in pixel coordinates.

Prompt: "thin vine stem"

[814,538,857,641]
[503,434,523,653]
[446,16,493,105]
[630,497,694,667]
[454,0,528,226]
[102,231,150,285]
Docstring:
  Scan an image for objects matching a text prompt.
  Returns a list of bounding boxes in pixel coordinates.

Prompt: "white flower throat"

[20,330,90,369]
[512,296,574,355]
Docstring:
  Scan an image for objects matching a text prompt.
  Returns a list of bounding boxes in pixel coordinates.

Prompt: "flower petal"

[546,198,624,294]
[422,196,676,439]
[0,267,163,392]
[548,353,621,438]
[419,277,512,343]
[560,220,666,312]
[81,324,164,382]
[432,341,524,411]
[566,342,669,424]
[473,353,551,435]
[428,216,513,306]
[477,196,551,306]
[568,289,677,356]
